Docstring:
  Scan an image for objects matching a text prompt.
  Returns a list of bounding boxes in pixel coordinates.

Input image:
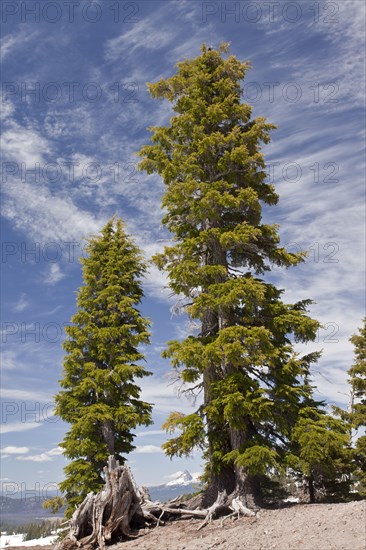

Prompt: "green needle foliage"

[138,43,325,506]
[289,405,352,502]
[54,218,153,517]
[297,319,366,502]
[348,319,366,431]
[348,320,366,495]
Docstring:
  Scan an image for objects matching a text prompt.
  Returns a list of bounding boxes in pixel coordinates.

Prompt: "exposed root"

[197,490,229,531]
[219,497,257,527]
[231,496,256,517]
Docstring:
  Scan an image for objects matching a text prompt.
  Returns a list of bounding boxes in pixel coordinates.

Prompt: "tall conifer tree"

[55,218,152,516]
[138,44,323,507]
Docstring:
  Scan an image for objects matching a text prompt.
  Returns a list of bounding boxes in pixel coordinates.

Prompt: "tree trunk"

[229,425,262,509]
[201,303,236,507]
[200,465,236,508]
[308,475,315,503]
[200,231,260,510]
[101,421,115,455]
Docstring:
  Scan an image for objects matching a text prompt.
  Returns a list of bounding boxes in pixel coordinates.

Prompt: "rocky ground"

[6,500,365,550]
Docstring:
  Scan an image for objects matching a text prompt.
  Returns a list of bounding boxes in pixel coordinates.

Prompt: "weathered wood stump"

[56,457,157,549]
[57,456,257,549]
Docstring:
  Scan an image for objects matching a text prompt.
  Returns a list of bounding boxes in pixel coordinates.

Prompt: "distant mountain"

[165,469,202,486]
[166,470,194,486]
[148,470,202,503]
[0,496,64,526]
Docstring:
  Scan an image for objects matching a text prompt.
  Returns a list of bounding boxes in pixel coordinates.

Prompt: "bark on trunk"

[101,421,115,455]
[201,304,236,507]
[308,475,315,503]
[229,426,262,509]
[200,466,236,508]
[200,230,260,510]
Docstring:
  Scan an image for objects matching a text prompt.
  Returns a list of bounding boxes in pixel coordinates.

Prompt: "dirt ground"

[7,500,365,550]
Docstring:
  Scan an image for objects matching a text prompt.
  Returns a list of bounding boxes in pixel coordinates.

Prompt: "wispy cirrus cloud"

[0,27,39,62]
[0,350,19,371]
[2,121,51,165]
[0,388,53,402]
[2,179,106,242]
[0,422,42,435]
[13,293,30,312]
[105,15,174,61]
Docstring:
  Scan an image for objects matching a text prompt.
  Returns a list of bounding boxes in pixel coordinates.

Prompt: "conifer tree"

[54,218,152,517]
[138,44,324,507]
[289,405,352,502]
[348,319,366,494]
[348,319,366,431]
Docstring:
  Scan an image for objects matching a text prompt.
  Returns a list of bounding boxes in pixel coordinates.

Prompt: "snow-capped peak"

[166,470,193,486]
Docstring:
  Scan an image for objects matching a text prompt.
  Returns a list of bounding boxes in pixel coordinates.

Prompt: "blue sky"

[1,0,365,496]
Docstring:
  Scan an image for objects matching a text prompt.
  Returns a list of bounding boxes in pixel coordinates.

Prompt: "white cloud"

[105,17,174,60]
[139,376,202,416]
[16,447,63,463]
[134,445,164,454]
[2,121,51,165]
[0,422,42,434]
[47,447,63,456]
[0,27,39,62]
[44,264,65,285]
[2,178,106,242]
[255,2,366,111]
[304,1,365,109]
[17,453,52,463]
[0,0,363,484]
[135,430,165,437]
[1,446,29,455]
[0,350,18,371]
[1,115,107,243]
[0,388,53,402]
[14,293,30,312]
[0,99,15,122]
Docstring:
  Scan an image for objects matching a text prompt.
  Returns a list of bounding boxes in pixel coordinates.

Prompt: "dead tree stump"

[57,456,257,548]
[56,456,156,549]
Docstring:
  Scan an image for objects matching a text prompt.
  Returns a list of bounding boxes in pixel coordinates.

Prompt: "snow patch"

[0,533,57,547]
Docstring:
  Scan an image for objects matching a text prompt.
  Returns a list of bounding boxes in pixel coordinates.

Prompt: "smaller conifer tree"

[348,319,366,494]
[54,218,152,516]
[348,319,366,431]
[289,405,352,502]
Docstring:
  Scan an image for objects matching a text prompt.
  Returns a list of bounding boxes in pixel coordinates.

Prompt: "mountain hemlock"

[54,218,153,517]
[348,319,366,495]
[289,404,353,503]
[137,43,338,507]
[348,319,366,430]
